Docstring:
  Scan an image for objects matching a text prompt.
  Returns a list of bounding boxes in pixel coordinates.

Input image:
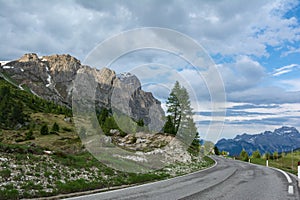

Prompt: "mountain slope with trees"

[0,69,211,199]
[216,126,300,156]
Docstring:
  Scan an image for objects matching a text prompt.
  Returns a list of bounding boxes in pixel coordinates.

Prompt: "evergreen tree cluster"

[98,108,119,135]
[0,85,27,128]
[0,78,72,129]
[97,108,146,136]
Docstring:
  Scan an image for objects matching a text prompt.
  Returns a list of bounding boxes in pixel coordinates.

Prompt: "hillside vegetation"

[0,77,213,199]
[235,148,300,175]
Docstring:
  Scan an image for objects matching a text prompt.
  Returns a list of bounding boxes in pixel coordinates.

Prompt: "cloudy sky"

[1,0,300,142]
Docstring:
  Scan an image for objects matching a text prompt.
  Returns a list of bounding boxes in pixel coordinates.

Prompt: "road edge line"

[269,167,292,183]
[70,157,218,199]
[269,167,294,195]
[230,158,295,195]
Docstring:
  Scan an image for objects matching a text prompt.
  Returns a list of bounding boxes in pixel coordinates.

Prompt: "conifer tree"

[52,122,60,132]
[40,124,49,135]
[164,81,199,153]
[240,149,249,161]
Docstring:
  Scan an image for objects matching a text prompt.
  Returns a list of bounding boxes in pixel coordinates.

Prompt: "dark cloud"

[226,117,291,125]
[228,86,300,104]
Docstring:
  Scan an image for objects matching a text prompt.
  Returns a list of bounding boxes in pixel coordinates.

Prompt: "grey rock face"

[0,53,165,126]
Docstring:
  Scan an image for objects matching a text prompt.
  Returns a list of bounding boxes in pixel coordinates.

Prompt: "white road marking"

[270,167,292,183]
[270,167,293,194]
[288,185,294,194]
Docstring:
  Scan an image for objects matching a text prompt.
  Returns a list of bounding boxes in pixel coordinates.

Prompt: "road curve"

[66,156,299,200]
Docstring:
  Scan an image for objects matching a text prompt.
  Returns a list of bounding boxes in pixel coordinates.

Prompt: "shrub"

[0,189,19,200]
[40,124,49,135]
[0,169,11,180]
[62,127,72,132]
[25,130,35,140]
[252,150,261,158]
[52,122,59,132]
[240,149,249,161]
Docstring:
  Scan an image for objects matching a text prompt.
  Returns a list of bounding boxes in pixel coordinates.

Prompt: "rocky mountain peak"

[117,72,141,90]
[18,53,39,62]
[42,54,81,73]
[0,53,165,127]
[95,67,116,84]
[216,126,300,156]
[274,126,299,135]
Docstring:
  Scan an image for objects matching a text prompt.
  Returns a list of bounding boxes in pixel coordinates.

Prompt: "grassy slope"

[234,150,300,175]
[0,77,215,199]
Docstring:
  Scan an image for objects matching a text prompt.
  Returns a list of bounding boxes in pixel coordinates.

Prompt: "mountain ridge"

[215,126,300,156]
[0,53,164,127]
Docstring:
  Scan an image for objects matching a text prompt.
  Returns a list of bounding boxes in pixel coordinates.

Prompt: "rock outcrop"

[0,53,165,127]
[110,131,192,163]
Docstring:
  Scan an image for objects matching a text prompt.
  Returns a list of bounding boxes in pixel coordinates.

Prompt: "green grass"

[0,142,214,199]
[0,189,19,200]
[0,169,11,180]
[0,76,216,199]
[242,151,300,175]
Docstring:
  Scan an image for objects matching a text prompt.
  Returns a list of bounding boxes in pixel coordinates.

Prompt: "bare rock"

[1,53,165,125]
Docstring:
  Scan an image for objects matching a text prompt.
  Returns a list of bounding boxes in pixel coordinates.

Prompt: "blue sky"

[0,0,300,142]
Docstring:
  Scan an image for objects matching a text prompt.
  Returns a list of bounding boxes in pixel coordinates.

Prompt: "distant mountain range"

[215,126,300,156]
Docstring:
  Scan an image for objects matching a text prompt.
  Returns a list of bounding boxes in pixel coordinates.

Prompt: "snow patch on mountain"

[3,66,14,69]
[216,126,300,156]
[0,61,10,66]
[45,66,52,87]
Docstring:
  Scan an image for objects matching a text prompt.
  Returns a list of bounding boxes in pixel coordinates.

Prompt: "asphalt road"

[66,156,300,200]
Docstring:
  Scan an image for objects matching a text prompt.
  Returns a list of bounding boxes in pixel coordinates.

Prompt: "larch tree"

[164,81,200,154]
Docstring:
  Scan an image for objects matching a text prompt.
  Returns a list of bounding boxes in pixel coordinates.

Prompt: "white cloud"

[1,0,300,139]
[272,64,300,76]
[280,79,300,91]
[1,0,300,60]
[196,102,300,140]
[281,46,300,57]
[218,56,266,92]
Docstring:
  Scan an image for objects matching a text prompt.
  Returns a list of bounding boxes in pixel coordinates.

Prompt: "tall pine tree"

[164,81,200,154]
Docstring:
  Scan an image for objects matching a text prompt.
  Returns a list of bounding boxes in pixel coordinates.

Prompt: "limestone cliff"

[0,53,165,127]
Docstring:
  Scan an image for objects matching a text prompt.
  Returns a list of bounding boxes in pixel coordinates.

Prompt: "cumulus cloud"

[218,56,266,92]
[196,102,300,140]
[1,0,300,138]
[1,0,300,60]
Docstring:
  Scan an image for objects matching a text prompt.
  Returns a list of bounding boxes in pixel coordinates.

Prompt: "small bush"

[0,189,19,200]
[0,169,11,180]
[240,149,249,161]
[52,122,60,132]
[25,130,35,140]
[56,179,99,194]
[15,138,25,143]
[62,127,72,132]
[40,124,49,135]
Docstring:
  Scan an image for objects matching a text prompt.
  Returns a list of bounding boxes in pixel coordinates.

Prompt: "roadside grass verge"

[237,151,300,175]
[0,142,215,199]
